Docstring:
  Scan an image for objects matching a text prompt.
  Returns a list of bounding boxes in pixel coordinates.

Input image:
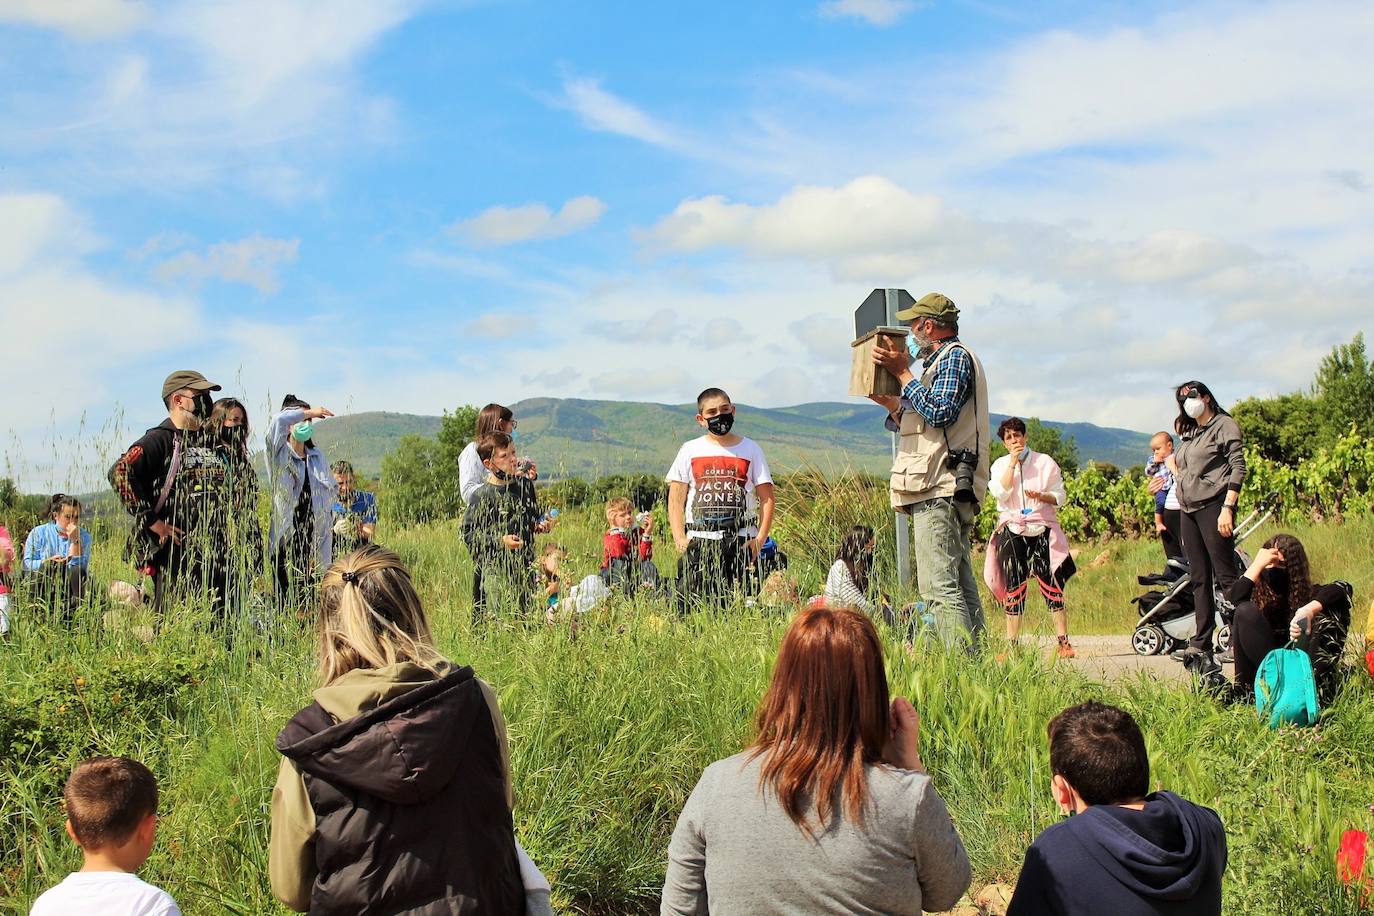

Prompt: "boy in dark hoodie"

[1007,701,1227,916]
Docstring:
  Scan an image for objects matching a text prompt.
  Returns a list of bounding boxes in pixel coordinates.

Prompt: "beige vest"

[889,341,990,508]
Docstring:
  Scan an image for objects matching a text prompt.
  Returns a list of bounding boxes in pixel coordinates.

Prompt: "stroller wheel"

[1133,625,1166,656]
[1216,624,1231,653]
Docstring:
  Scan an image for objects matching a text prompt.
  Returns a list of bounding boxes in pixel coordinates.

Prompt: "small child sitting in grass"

[541,543,567,624]
[1007,702,1226,916]
[30,756,181,915]
[600,497,661,593]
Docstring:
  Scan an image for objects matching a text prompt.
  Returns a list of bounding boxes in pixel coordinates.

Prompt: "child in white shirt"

[30,757,180,916]
[666,388,775,610]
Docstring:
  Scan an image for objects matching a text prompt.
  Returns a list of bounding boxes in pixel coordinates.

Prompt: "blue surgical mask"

[292,422,314,442]
[509,429,518,441]
[905,333,922,360]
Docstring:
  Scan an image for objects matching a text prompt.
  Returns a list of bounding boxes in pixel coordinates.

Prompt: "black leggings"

[1160,508,1183,563]
[994,530,1065,616]
[1180,499,1238,651]
[1232,599,1352,704]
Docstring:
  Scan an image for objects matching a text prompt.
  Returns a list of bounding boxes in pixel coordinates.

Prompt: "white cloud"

[0,0,145,38]
[589,308,685,344]
[453,196,607,246]
[590,367,693,399]
[154,234,300,294]
[818,0,918,27]
[0,0,421,197]
[0,192,200,487]
[464,312,524,339]
[0,192,101,275]
[636,173,1374,430]
[557,74,682,149]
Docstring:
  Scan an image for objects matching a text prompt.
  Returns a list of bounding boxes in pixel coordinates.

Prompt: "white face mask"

[1183,397,1207,419]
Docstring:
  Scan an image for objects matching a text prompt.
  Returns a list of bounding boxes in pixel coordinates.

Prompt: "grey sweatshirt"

[1174,414,1246,512]
[661,751,971,916]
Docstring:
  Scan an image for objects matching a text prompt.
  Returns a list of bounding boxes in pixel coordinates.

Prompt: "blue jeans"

[908,496,985,646]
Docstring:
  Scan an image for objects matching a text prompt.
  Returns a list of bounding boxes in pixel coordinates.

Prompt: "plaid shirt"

[884,338,974,430]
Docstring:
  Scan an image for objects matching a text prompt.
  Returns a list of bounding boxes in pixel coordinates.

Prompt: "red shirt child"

[600,499,653,571]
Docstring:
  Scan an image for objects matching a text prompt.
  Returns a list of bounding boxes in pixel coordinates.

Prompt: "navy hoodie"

[1007,792,1227,916]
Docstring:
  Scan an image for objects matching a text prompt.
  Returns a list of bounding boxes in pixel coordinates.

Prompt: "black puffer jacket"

[276,665,524,915]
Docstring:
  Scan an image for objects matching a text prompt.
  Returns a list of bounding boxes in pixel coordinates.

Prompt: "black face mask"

[221,426,246,444]
[491,466,512,481]
[191,393,213,419]
[1262,567,1289,592]
[706,412,735,436]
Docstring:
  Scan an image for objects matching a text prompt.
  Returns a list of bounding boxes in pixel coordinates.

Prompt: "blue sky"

[3,0,1372,488]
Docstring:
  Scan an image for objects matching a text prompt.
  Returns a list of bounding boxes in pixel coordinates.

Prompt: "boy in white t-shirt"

[30,757,181,916]
[666,388,775,610]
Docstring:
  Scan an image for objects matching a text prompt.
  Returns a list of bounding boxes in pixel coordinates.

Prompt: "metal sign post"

[854,288,915,588]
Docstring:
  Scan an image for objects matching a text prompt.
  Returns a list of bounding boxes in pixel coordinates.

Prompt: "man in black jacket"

[110,370,231,624]
[1007,702,1227,916]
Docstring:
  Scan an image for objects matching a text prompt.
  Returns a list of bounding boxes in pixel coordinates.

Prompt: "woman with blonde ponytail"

[269,545,536,915]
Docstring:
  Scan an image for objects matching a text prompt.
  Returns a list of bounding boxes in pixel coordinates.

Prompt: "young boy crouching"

[31,756,180,915]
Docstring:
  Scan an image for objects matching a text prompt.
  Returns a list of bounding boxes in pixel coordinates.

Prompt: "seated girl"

[22,494,92,622]
[1229,533,1352,706]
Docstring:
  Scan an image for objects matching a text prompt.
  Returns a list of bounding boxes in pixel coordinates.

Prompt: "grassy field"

[2,495,1372,913]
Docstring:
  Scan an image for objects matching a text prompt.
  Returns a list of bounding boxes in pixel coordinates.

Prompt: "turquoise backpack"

[1255,641,1319,728]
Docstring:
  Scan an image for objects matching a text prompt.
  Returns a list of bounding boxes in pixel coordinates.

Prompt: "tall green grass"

[2,494,1372,913]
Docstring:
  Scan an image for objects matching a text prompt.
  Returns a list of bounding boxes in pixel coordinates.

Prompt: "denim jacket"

[266,408,335,569]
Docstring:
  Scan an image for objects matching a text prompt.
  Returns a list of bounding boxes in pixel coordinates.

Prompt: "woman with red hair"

[661,604,971,914]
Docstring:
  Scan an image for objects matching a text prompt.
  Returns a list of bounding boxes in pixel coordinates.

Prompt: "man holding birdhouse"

[871,293,990,646]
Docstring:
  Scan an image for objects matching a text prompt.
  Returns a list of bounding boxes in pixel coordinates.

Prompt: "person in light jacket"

[267,395,336,609]
[984,417,1076,659]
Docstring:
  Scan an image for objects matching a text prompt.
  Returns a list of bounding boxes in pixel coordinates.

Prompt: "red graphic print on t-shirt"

[690,455,751,528]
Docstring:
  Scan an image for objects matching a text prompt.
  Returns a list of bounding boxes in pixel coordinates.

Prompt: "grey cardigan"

[1174,414,1246,512]
[661,752,971,915]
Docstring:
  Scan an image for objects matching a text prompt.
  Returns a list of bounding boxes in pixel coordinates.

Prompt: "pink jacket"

[983,451,1072,601]
[0,525,13,594]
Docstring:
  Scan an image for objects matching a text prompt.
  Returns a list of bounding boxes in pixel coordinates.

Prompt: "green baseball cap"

[161,370,221,402]
[895,292,958,322]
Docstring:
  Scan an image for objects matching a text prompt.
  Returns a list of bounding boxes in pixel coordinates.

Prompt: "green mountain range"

[313,398,1152,480]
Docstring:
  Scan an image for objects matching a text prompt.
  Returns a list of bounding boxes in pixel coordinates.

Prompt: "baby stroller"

[1130,493,1278,657]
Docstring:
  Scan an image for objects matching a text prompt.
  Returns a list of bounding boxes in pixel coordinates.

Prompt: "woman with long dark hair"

[1229,533,1352,705]
[211,397,264,612]
[1167,381,1246,666]
[824,524,876,615]
[662,604,971,914]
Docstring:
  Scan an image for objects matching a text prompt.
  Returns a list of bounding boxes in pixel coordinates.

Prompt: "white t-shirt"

[666,436,772,539]
[30,871,181,916]
[458,441,486,506]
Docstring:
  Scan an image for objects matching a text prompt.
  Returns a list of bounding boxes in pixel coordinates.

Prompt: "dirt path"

[1020,634,1232,684]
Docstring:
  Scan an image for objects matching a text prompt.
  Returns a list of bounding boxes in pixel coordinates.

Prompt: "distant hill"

[311,411,442,474]
[311,399,1151,480]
